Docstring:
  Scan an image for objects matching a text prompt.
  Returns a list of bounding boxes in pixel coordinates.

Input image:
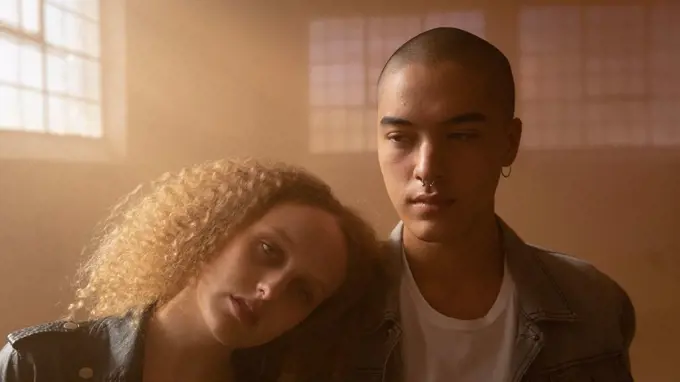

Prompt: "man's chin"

[402,218,452,244]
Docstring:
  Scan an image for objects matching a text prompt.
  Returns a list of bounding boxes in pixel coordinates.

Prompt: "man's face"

[376,61,521,242]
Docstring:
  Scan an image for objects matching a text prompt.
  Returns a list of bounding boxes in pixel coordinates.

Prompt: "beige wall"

[1,0,677,381]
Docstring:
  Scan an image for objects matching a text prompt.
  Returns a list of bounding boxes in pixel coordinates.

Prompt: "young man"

[349,27,635,382]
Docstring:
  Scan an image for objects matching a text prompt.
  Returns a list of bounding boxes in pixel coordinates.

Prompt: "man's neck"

[402,214,505,319]
[143,290,234,382]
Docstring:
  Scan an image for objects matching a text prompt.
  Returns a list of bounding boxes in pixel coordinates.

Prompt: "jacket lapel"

[499,219,577,381]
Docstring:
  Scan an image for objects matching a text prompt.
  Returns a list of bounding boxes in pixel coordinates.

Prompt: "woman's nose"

[256,271,289,300]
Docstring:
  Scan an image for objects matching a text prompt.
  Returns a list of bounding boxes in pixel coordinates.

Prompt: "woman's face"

[194,202,349,349]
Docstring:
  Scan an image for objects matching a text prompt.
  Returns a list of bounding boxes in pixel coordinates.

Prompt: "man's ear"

[502,117,522,167]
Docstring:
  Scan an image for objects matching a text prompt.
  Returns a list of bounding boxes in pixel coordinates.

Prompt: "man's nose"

[413,140,443,184]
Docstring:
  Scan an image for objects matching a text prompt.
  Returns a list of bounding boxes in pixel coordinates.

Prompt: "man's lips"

[407,193,455,214]
[408,193,454,205]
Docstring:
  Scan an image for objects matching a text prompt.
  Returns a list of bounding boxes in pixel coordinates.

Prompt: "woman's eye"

[261,241,273,254]
[258,241,283,265]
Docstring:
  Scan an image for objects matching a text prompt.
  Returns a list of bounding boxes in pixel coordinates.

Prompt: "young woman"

[0,158,387,382]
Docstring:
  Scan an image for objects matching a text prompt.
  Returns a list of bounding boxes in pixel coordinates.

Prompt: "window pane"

[84,58,100,100]
[309,42,325,66]
[63,11,86,53]
[344,64,365,106]
[48,0,99,20]
[47,50,67,93]
[310,64,364,107]
[584,6,645,96]
[45,5,66,48]
[520,6,581,54]
[367,16,421,59]
[308,66,326,107]
[522,101,584,148]
[0,0,19,27]
[518,6,581,102]
[65,55,85,97]
[19,41,43,90]
[20,89,45,132]
[650,100,680,146]
[0,85,21,129]
[20,0,40,33]
[326,85,343,107]
[583,101,648,147]
[649,5,680,97]
[82,17,100,57]
[0,35,20,84]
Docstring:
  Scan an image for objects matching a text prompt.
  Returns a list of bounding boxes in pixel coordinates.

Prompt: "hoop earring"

[501,166,512,178]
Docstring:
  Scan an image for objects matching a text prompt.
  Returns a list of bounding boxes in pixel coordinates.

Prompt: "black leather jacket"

[0,308,273,382]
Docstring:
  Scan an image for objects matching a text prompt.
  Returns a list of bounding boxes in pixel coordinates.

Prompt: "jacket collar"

[88,305,152,381]
[383,218,577,323]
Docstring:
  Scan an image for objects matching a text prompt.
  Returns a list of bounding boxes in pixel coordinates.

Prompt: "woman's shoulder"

[1,312,146,382]
[1,318,105,381]
[7,319,92,350]
[6,314,135,355]
[10,308,148,351]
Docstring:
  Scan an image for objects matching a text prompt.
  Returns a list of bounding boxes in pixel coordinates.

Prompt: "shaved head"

[378,27,516,119]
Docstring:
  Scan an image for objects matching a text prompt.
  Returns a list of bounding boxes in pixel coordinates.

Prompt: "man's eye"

[387,133,411,145]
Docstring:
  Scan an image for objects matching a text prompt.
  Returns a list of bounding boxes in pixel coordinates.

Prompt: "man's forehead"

[380,64,487,104]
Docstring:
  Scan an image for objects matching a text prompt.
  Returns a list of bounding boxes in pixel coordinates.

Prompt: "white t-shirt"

[400,255,517,382]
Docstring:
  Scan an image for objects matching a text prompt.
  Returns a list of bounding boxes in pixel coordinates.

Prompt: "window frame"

[0,0,127,162]
[517,3,680,151]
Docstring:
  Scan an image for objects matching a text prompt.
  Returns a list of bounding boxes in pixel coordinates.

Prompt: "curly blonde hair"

[70,158,387,380]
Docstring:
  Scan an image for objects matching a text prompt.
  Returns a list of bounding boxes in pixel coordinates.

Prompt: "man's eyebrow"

[380,116,412,127]
[379,112,487,127]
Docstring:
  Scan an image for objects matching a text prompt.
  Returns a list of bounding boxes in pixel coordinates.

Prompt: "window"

[649,5,680,146]
[308,11,485,154]
[1,0,101,136]
[309,18,368,154]
[519,4,680,149]
[0,0,125,161]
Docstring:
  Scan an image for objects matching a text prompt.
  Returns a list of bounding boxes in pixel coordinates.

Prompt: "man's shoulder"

[528,244,619,284]
[521,244,636,369]
[526,244,631,312]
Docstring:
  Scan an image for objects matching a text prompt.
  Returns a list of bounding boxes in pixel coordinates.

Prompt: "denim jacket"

[0,307,275,382]
[347,219,636,382]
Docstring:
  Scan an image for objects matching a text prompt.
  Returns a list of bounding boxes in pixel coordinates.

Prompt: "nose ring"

[420,178,435,189]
